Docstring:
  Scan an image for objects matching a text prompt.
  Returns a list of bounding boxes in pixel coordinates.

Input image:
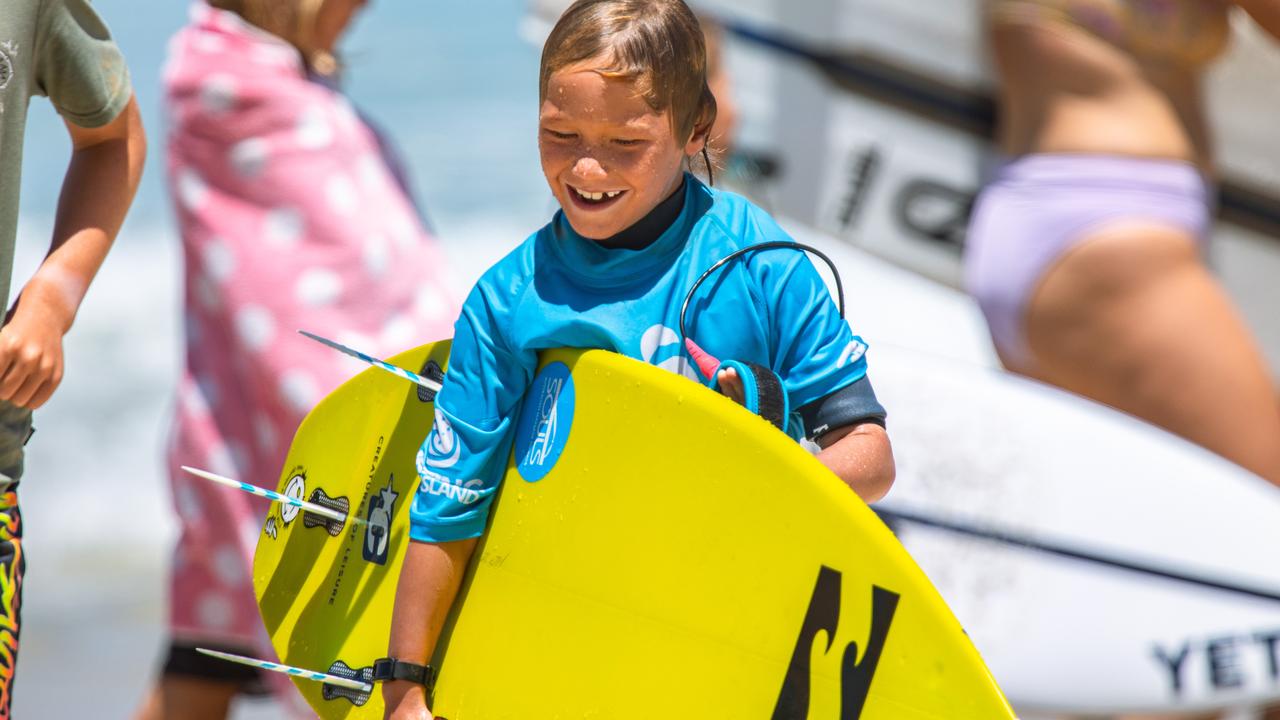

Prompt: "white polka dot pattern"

[192,33,226,54]
[199,74,237,114]
[335,330,378,376]
[264,207,304,247]
[362,234,390,277]
[176,482,203,522]
[380,314,416,353]
[415,285,448,322]
[252,414,278,454]
[213,544,245,586]
[297,105,333,149]
[280,370,319,413]
[389,212,418,250]
[326,174,358,216]
[197,593,235,631]
[230,137,269,178]
[296,268,343,307]
[177,168,209,210]
[207,442,237,479]
[202,238,236,282]
[235,305,276,351]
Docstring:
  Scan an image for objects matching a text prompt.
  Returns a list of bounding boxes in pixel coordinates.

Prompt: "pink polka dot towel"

[160,2,459,710]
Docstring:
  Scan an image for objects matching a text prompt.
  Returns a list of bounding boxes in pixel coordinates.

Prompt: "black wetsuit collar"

[596,179,687,250]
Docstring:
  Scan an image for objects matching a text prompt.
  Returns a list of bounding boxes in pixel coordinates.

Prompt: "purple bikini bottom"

[964,153,1210,365]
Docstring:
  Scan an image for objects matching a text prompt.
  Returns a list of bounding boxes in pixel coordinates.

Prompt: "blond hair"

[540,0,717,146]
[207,0,336,73]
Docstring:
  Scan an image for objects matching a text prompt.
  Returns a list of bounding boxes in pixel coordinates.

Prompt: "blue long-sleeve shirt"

[411,176,879,542]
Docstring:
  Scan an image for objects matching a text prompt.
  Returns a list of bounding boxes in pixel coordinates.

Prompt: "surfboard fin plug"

[417,359,445,403]
[322,660,375,706]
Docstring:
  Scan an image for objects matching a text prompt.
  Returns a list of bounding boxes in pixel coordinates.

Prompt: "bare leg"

[1012,223,1280,485]
[134,676,237,720]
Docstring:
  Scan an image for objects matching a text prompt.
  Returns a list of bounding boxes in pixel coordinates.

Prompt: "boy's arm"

[383,537,478,719]
[815,421,895,502]
[0,95,144,408]
[1237,0,1280,39]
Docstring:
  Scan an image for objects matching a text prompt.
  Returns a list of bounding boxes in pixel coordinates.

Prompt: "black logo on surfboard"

[773,566,899,719]
[1153,629,1280,697]
[363,475,398,565]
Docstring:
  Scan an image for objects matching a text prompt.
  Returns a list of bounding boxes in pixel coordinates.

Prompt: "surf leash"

[678,242,845,435]
[679,240,846,380]
[299,330,442,393]
[877,505,1280,604]
[195,648,373,692]
[182,466,366,527]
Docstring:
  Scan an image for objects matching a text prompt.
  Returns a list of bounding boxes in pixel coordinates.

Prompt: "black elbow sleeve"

[796,375,887,441]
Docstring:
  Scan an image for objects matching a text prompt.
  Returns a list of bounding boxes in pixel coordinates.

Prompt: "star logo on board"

[363,476,398,565]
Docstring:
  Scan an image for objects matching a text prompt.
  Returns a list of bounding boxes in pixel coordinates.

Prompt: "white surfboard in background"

[790,223,1280,716]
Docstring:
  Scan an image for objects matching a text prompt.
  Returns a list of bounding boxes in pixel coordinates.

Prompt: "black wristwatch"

[371,657,435,688]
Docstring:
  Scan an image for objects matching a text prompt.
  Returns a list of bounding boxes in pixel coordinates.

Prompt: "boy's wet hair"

[540,0,718,147]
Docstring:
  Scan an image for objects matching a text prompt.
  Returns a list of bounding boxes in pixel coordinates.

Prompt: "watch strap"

[371,657,435,688]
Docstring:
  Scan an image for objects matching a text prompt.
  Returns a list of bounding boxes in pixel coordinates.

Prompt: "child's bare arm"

[384,537,478,720]
[816,422,895,503]
[0,95,144,409]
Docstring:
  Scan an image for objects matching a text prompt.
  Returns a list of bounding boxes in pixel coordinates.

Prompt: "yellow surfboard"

[253,341,1014,719]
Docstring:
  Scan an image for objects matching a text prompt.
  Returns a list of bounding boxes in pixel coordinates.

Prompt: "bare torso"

[987,0,1232,171]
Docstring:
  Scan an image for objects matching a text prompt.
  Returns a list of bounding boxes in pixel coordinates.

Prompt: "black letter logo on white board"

[772,566,899,720]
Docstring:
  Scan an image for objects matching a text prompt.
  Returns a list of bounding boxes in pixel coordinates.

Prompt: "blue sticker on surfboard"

[514,361,575,482]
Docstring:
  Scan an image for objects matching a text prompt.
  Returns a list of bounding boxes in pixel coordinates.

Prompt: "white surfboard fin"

[182,466,366,528]
[195,648,373,693]
[299,330,444,397]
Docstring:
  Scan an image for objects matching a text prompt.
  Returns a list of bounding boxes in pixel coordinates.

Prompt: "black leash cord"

[678,241,847,344]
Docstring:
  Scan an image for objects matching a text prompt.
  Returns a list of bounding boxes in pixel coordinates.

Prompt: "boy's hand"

[716,366,744,405]
[0,282,73,410]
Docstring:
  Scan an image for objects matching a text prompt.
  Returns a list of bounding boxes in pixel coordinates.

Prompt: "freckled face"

[539,63,705,241]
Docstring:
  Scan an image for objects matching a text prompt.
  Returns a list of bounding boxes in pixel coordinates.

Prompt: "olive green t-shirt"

[0,0,131,311]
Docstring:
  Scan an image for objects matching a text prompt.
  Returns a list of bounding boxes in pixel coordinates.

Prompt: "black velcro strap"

[796,375,887,441]
[372,657,435,688]
[740,361,787,431]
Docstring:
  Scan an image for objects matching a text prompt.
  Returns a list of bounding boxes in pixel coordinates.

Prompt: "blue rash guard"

[410,175,882,543]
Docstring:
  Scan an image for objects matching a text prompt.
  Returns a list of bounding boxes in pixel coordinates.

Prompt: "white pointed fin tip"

[297,329,442,393]
[181,465,365,526]
[195,648,373,692]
